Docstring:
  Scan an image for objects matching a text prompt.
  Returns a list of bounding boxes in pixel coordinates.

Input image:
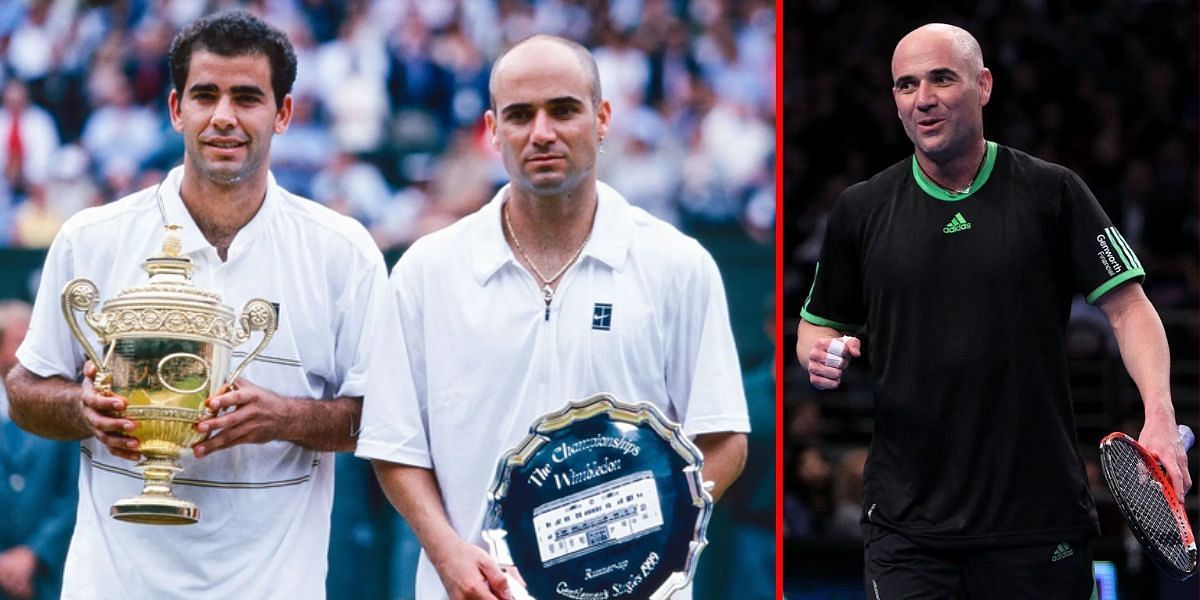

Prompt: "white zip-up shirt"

[357,182,749,599]
[18,166,389,599]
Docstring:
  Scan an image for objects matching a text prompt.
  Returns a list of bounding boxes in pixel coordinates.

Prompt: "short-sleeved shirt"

[17,166,389,598]
[802,142,1143,548]
[357,182,750,599]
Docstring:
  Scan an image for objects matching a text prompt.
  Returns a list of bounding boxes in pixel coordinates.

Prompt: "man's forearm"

[1116,310,1173,421]
[282,396,362,452]
[4,364,89,440]
[371,461,463,560]
[1099,284,1174,420]
[696,431,748,502]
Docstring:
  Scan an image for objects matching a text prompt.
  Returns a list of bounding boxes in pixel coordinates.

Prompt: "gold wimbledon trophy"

[60,225,276,525]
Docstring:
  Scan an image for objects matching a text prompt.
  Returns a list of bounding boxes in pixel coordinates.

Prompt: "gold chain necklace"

[504,201,591,306]
[918,148,987,195]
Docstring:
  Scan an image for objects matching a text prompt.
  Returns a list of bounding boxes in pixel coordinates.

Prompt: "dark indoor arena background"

[783,2,1199,599]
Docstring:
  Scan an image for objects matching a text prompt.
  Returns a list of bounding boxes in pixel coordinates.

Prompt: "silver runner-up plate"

[483,393,712,600]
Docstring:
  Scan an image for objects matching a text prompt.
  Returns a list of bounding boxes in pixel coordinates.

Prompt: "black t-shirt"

[802,142,1145,548]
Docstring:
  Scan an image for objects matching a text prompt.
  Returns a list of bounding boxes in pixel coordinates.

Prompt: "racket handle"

[1179,424,1195,451]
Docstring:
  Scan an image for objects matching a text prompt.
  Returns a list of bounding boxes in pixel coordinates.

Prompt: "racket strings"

[1104,441,1195,573]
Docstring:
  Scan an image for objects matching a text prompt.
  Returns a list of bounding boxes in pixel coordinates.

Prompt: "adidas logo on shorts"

[1050,542,1074,562]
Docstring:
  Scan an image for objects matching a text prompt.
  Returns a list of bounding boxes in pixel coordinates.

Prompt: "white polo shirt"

[17,166,389,599]
[357,182,749,599]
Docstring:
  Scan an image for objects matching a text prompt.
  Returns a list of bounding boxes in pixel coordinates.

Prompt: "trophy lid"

[98,225,238,344]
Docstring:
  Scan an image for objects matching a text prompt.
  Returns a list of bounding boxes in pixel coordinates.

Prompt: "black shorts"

[862,524,1096,600]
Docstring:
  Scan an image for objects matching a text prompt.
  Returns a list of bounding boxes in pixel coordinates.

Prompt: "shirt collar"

[156,165,281,258]
[469,181,633,285]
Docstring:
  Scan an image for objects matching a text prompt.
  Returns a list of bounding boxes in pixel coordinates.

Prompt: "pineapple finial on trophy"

[161,224,183,258]
[143,224,194,284]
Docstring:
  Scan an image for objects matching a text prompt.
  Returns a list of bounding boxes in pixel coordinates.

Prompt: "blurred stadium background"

[783,2,1198,599]
[0,0,775,598]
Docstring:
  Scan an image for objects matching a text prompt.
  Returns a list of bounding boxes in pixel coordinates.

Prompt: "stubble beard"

[912,124,963,165]
[515,156,596,199]
[190,142,266,187]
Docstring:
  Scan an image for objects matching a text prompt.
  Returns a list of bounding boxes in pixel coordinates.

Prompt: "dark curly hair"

[168,11,297,108]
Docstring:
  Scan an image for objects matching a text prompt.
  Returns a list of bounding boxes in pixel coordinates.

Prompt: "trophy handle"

[60,278,107,370]
[227,298,277,385]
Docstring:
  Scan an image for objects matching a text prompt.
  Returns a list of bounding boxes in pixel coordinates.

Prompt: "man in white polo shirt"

[3,12,387,598]
[357,35,750,600]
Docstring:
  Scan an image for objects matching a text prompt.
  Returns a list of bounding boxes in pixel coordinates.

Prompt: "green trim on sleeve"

[801,262,862,331]
[912,141,998,202]
[799,307,862,332]
[801,262,820,314]
[1085,268,1146,305]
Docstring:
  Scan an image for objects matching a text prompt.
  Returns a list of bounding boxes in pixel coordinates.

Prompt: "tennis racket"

[1098,424,1196,580]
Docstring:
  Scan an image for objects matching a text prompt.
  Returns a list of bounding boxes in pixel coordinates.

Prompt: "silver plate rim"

[483,392,713,600]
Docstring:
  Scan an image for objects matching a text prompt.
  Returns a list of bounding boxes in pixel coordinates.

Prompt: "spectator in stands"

[270,93,334,198]
[386,11,456,132]
[125,18,173,107]
[599,106,683,226]
[10,183,62,248]
[643,18,701,111]
[593,26,649,119]
[4,1,59,86]
[430,21,491,128]
[316,7,389,155]
[0,300,78,600]
[0,79,59,198]
[312,151,391,226]
[50,144,93,207]
[80,76,161,180]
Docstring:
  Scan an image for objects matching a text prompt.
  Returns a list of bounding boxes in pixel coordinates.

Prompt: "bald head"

[488,35,602,111]
[893,24,985,80]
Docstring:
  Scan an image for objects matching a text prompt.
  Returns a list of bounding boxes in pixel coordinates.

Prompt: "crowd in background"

[783,1,1198,597]
[0,0,775,251]
[0,1,775,599]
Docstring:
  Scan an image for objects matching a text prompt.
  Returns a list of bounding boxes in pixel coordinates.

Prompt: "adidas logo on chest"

[942,212,972,234]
